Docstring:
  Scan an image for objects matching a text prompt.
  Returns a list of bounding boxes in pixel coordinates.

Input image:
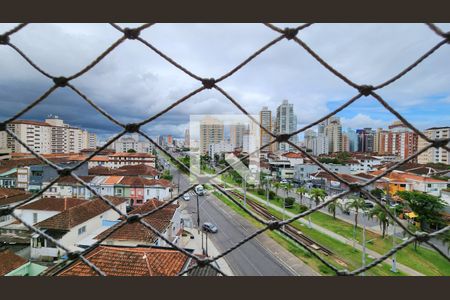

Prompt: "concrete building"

[357,128,376,153]
[325,117,343,153]
[418,127,450,164]
[259,106,274,152]
[199,117,224,155]
[1,116,96,155]
[184,128,190,148]
[209,142,235,160]
[274,100,298,152]
[230,123,247,149]
[112,133,154,153]
[388,121,418,161]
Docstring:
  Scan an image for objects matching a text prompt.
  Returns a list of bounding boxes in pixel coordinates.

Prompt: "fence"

[0,23,449,276]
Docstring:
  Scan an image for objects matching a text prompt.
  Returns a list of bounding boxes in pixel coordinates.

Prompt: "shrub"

[269,191,277,200]
[256,188,265,195]
[298,204,308,213]
[284,197,295,208]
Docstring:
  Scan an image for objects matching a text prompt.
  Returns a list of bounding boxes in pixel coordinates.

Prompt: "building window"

[33,213,38,223]
[78,226,86,235]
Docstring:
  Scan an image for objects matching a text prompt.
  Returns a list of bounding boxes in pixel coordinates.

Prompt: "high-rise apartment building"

[259,106,274,152]
[357,128,376,152]
[388,121,418,161]
[274,100,298,152]
[184,128,190,148]
[324,117,343,153]
[112,133,154,153]
[230,123,247,149]
[1,116,96,154]
[418,127,449,164]
[199,117,224,155]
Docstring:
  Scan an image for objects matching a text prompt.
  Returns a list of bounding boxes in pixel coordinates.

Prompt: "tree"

[283,182,293,198]
[273,181,282,198]
[296,186,308,206]
[368,204,390,238]
[396,191,446,231]
[285,197,295,208]
[310,188,326,206]
[345,196,367,246]
[127,148,137,153]
[327,200,344,219]
[161,170,173,181]
[370,188,385,199]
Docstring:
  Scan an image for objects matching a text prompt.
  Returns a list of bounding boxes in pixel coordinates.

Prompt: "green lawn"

[244,188,450,276]
[211,190,407,276]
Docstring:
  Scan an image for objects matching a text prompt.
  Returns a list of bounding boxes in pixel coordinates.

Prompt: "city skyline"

[0,23,449,141]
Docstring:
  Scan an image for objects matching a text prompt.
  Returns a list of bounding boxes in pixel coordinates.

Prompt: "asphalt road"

[161,156,295,276]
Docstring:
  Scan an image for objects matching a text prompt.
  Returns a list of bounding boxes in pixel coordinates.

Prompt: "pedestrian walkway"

[230,185,425,276]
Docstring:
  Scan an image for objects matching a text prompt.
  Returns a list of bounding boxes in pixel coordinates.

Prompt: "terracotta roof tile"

[18,197,87,212]
[57,246,189,276]
[0,188,31,207]
[35,196,127,230]
[0,250,28,276]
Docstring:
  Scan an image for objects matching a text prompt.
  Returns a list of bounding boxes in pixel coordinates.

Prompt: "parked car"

[202,222,218,233]
[183,194,191,201]
[364,200,375,209]
[195,185,204,196]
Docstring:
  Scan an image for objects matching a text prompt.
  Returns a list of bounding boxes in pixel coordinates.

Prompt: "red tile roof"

[110,152,155,158]
[18,197,87,212]
[118,177,172,187]
[10,119,51,127]
[89,164,159,177]
[57,246,189,276]
[282,152,304,158]
[0,188,31,207]
[0,250,28,276]
[95,199,178,244]
[35,196,127,230]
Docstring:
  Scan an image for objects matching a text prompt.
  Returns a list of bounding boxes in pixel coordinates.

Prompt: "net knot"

[0,207,13,217]
[0,34,10,45]
[415,231,430,243]
[53,76,68,87]
[268,220,281,230]
[348,183,361,192]
[276,133,291,143]
[67,251,80,260]
[126,214,140,223]
[432,138,449,148]
[196,258,211,268]
[284,27,299,40]
[125,123,140,133]
[201,78,216,89]
[358,85,373,96]
[444,32,450,43]
[124,28,140,40]
[57,168,72,177]
[336,269,350,276]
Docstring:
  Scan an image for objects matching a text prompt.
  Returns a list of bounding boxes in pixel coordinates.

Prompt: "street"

[164,157,297,276]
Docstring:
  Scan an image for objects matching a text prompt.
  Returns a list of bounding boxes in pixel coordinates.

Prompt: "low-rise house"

[0,249,47,276]
[43,176,96,199]
[293,163,351,183]
[0,188,31,227]
[96,198,182,247]
[89,164,159,179]
[53,245,201,276]
[281,152,305,166]
[15,197,87,225]
[31,196,127,261]
[117,177,173,206]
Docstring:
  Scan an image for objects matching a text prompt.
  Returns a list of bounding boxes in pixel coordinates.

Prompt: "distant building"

[1,116,96,154]
[259,106,274,152]
[112,133,154,153]
[418,127,449,164]
[184,128,190,148]
[357,128,376,152]
[274,100,298,152]
[199,117,224,155]
[325,117,343,153]
[209,142,235,160]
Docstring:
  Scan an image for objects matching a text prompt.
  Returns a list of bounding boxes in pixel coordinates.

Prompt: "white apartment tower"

[418,127,450,164]
[199,117,224,155]
[275,100,298,152]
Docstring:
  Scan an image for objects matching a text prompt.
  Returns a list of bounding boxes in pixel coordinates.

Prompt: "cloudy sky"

[0,23,449,142]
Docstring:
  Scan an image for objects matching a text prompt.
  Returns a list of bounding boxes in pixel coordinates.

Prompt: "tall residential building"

[259,106,274,153]
[324,117,343,153]
[184,128,190,148]
[304,129,317,154]
[199,117,224,155]
[274,100,298,152]
[418,127,449,164]
[375,128,390,154]
[1,116,95,154]
[167,135,173,146]
[112,133,154,153]
[388,121,418,161]
[357,128,376,152]
[316,134,329,156]
[346,128,358,152]
[230,123,247,149]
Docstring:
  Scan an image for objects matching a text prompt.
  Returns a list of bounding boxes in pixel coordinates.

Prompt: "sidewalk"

[180,225,234,276]
[231,185,425,276]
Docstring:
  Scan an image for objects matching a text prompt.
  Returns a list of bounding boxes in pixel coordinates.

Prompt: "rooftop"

[0,249,28,276]
[18,197,87,212]
[56,245,189,276]
[35,196,127,231]
[0,188,31,207]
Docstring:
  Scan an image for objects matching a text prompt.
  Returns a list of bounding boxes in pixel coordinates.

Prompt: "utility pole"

[362,210,366,276]
[391,205,398,273]
[266,178,269,207]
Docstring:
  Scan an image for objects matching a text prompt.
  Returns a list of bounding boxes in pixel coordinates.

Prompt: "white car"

[182,194,191,201]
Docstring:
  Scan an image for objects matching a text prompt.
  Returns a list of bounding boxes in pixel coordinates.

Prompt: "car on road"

[363,200,375,209]
[202,222,218,233]
[195,185,205,196]
[280,179,288,184]
[182,194,191,201]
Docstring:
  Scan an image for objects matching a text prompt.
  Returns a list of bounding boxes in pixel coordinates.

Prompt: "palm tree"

[296,186,307,206]
[273,181,282,198]
[345,196,366,247]
[368,204,390,238]
[310,188,327,206]
[283,182,293,198]
[327,200,344,219]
